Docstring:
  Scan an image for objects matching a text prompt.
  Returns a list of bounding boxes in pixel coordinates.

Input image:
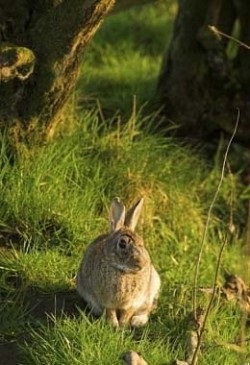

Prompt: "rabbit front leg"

[130,266,161,327]
[118,308,135,326]
[106,308,119,327]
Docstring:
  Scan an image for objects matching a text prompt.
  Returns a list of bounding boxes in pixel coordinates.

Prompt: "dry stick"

[191,109,240,364]
[209,25,250,50]
[190,234,228,365]
[226,161,235,236]
[209,24,250,362]
[192,109,240,318]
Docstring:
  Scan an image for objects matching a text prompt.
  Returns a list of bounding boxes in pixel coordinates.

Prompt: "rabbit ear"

[109,197,126,232]
[125,198,144,231]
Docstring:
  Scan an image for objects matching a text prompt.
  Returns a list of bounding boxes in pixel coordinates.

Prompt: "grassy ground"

[0,2,249,365]
[77,0,177,116]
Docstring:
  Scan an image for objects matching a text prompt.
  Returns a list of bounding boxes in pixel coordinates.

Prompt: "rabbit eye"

[118,237,128,249]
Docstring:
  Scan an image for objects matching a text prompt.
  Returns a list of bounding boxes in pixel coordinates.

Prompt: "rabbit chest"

[95,261,152,308]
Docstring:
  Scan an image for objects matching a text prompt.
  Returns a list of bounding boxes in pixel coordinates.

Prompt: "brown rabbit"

[76,197,161,327]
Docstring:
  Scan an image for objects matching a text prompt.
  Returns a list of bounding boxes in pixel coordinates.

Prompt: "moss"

[0,0,115,145]
[23,0,115,130]
[0,43,36,82]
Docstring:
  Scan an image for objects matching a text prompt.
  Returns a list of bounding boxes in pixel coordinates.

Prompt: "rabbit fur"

[76,197,161,327]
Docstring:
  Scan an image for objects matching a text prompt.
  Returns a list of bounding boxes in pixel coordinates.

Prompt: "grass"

[77,1,177,115]
[0,1,250,365]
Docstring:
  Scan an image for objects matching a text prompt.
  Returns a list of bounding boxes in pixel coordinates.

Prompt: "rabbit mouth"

[111,263,142,273]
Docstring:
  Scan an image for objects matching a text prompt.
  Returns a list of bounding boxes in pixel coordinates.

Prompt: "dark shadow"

[77,75,158,120]
[0,271,87,365]
[23,287,85,320]
[0,342,20,365]
[0,212,74,255]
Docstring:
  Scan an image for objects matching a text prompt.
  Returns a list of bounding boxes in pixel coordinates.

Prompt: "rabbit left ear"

[125,198,144,231]
[109,197,126,232]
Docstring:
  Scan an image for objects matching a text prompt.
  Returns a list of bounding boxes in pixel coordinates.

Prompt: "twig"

[226,162,236,237]
[191,109,240,363]
[192,109,240,318]
[186,307,205,365]
[208,25,250,50]
[190,234,228,365]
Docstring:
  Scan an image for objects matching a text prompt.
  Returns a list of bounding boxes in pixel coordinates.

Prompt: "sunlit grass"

[20,313,174,365]
[78,1,176,115]
[0,108,248,364]
[0,1,249,364]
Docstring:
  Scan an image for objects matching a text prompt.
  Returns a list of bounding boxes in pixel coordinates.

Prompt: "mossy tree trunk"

[0,0,115,145]
[157,0,250,144]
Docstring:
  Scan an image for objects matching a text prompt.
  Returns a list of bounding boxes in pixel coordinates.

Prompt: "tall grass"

[0,107,248,363]
[78,1,177,115]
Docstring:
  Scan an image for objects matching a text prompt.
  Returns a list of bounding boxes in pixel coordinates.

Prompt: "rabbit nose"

[132,249,143,268]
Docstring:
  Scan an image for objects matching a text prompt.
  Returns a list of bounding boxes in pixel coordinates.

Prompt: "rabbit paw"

[130,313,149,327]
[106,308,119,327]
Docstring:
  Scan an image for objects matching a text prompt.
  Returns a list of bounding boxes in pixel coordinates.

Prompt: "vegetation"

[0,2,249,365]
[157,0,250,143]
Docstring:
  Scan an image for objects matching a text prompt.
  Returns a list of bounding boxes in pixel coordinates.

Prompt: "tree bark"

[0,0,115,145]
[157,0,250,144]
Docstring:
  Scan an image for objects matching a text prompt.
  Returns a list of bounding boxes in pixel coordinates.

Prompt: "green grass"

[77,1,177,115]
[0,1,250,365]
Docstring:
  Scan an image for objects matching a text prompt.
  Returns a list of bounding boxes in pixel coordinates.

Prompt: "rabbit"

[76,197,161,327]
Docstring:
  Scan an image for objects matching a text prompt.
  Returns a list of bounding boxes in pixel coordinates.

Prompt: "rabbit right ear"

[109,197,126,232]
[125,197,144,231]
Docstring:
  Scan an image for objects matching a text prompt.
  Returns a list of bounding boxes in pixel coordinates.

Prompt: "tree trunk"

[157,0,250,144]
[0,0,114,145]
